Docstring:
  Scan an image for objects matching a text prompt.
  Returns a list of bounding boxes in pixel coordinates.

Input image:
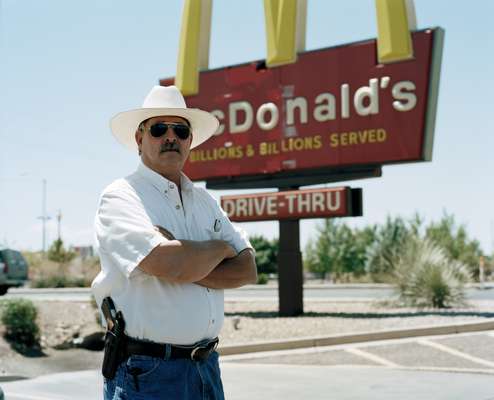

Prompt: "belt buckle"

[190,339,218,361]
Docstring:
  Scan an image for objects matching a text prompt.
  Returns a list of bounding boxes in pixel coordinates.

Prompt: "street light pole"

[38,179,51,254]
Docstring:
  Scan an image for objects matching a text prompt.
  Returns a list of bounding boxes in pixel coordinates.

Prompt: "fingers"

[225,242,237,259]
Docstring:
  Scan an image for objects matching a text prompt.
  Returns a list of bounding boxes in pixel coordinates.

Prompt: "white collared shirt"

[91,162,252,345]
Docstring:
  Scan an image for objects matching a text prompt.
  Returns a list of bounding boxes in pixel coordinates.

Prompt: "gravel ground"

[31,299,494,347]
[30,299,494,348]
[220,300,494,345]
[29,301,494,347]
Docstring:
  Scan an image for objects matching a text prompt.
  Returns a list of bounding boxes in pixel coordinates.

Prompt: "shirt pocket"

[204,217,223,240]
[205,228,220,241]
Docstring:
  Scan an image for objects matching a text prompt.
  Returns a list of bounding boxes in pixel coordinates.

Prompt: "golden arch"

[176,0,416,96]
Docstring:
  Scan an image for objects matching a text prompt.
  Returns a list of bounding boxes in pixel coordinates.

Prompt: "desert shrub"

[47,239,76,263]
[393,236,472,308]
[31,275,88,288]
[1,299,40,350]
[28,254,100,288]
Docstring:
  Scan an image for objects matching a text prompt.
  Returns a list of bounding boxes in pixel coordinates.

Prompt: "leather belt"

[125,337,219,362]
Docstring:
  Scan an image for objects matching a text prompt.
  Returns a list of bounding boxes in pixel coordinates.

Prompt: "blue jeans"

[104,351,224,400]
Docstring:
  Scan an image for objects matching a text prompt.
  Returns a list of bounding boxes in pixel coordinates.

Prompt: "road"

[4,284,494,302]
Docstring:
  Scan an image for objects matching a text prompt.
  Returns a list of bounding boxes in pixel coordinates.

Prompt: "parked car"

[0,248,29,295]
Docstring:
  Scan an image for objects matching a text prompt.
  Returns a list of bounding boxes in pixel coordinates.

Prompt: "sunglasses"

[149,123,191,140]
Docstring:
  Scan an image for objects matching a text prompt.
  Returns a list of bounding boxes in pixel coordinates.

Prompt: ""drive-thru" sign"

[221,187,362,222]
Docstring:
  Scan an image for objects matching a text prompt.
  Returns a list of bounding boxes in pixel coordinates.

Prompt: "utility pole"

[37,179,51,255]
[491,220,494,256]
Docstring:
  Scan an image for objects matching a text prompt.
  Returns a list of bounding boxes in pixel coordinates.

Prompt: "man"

[92,85,257,400]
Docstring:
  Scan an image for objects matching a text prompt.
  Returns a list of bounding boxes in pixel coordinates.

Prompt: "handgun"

[101,296,126,379]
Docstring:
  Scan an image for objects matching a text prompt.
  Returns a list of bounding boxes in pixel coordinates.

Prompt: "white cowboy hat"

[110,85,219,151]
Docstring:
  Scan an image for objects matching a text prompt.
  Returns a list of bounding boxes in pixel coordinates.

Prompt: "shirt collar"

[136,161,193,193]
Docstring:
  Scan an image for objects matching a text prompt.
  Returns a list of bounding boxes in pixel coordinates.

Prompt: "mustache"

[160,141,180,153]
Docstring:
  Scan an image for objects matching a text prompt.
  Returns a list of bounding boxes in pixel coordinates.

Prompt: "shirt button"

[164,190,168,194]
[170,184,175,189]
[212,319,215,323]
[175,205,180,210]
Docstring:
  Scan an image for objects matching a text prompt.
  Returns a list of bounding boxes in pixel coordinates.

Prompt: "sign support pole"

[277,186,304,316]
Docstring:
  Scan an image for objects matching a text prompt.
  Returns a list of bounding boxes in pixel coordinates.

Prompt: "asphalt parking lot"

[3,331,494,399]
[223,331,494,373]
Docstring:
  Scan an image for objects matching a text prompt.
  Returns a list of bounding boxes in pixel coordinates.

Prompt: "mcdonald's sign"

[161,1,444,188]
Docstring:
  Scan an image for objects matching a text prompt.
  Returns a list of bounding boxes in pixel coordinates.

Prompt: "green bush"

[31,275,88,288]
[250,235,278,275]
[257,273,269,285]
[1,299,40,350]
[393,236,472,308]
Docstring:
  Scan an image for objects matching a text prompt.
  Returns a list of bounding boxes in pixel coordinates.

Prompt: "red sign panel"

[161,28,443,183]
[221,187,354,222]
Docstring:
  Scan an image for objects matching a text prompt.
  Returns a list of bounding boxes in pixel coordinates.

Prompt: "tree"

[304,219,375,281]
[304,238,328,280]
[47,239,76,264]
[365,216,416,281]
[249,235,278,275]
[425,212,483,279]
[303,220,336,280]
[351,225,378,276]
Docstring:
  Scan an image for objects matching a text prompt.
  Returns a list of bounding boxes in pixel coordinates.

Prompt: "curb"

[237,283,493,290]
[15,283,492,293]
[236,283,395,290]
[12,287,91,294]
[224,297,378,303]
[0,375,27,382]
[218,320,494,356]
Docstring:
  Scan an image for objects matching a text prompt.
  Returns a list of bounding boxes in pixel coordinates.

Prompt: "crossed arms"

[138,226,257,289]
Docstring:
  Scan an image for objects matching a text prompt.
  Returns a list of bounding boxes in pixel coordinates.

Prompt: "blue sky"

[1,0,493,254]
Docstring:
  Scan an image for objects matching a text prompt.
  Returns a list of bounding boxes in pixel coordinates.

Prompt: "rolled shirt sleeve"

[95,187,168,278]
[217,207,253,254]
[202,189,253,254]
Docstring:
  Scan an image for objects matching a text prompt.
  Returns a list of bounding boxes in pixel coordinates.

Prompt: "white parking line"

[418,339,494,368]
[345,348,399,367]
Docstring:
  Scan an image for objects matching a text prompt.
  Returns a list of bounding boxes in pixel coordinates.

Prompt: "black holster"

[101,297,126,380]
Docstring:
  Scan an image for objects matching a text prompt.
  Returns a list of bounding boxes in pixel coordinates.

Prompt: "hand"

[223,242,237,259]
